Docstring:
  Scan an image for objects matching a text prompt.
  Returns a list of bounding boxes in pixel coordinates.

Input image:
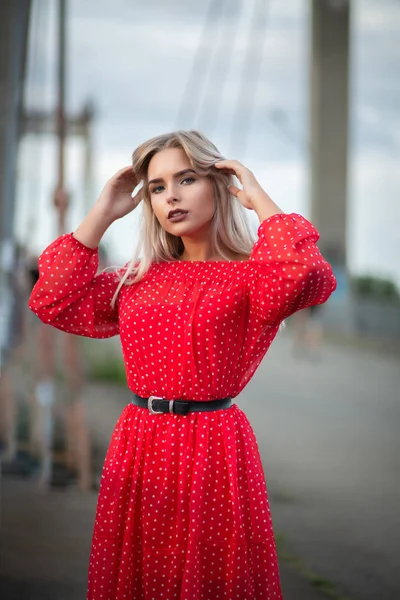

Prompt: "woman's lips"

[168,211,188,223]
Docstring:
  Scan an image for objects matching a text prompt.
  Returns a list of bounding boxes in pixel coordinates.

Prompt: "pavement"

[1,330,399,599]
[243,331,400,600]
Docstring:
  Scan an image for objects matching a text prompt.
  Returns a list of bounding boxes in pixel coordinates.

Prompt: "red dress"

[29,213,336,600]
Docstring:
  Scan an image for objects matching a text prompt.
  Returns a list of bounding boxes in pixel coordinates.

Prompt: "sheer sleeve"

[28,233,120,338]
[246,213,337,325]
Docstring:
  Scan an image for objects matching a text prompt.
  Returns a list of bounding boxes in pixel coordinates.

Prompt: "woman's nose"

[166,194,179,205]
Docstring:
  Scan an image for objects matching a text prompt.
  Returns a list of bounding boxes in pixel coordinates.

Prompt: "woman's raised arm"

[28,167,143,338]
[214,160,336,325]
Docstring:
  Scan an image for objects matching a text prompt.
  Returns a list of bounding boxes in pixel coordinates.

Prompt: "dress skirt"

[87,402,283,600]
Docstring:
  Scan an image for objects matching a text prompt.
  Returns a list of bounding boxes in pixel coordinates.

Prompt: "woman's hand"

[72,167,143,248]
[96,166,143,222]
[214,159,283,220]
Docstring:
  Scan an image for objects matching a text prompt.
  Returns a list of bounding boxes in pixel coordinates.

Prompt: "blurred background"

[0,1,399,599]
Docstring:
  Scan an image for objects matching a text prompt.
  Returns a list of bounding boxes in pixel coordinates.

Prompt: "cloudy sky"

[16,0,400,285]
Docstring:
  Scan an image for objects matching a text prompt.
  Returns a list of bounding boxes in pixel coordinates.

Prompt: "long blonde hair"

[112,130,256,306]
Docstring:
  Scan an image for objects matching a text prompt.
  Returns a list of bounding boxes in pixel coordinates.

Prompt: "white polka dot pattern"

[28,213,337,599]
[88,404,282,599]
[28,233,120,338]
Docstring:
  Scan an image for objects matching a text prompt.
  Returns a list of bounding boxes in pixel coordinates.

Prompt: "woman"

[29,130,336,599]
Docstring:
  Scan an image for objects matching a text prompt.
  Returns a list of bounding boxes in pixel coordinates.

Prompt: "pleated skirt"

[87,402,283,600]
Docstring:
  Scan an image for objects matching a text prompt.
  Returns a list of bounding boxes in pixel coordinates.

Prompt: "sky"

[16,0,400,285]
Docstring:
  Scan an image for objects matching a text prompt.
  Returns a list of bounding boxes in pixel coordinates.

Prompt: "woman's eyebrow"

[148,169,196,186]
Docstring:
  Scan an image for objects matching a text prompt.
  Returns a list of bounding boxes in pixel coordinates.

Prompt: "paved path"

[240,331,400,600]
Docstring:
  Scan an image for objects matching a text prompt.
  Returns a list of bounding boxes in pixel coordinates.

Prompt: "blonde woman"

[29,130,336,600]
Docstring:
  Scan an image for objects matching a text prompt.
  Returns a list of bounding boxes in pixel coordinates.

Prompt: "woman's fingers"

[213,159,247,183]
[132,185,144,207]
[228,184,241,197]
[216,159,265,211]
[114,166,135,178]
[215,166,237,175]
[227,184,253,210]
[112,166,138,187]
[214,159,243,170]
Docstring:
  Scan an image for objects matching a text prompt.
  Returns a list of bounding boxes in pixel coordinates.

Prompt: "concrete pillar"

[0,0,31,364]
[310,0,350,268]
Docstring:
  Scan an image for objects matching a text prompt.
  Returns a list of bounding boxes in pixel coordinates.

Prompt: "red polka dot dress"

[29,213,336,600]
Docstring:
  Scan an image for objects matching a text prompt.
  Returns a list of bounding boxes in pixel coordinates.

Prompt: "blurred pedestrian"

[28,130,336,599]
[0,256,57,485]
[28,270,93,491]
[0,243,30,462]
[52,186,93,492]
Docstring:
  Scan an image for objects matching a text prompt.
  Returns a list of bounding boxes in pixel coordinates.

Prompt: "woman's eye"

[151,178,195,193]
[152,185,164,194]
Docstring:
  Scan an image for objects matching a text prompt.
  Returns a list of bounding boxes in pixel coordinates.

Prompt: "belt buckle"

[148,396,176,414]
[148,395,164,414]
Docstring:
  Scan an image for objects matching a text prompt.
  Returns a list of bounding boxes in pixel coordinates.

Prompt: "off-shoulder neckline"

[157,258,250,266]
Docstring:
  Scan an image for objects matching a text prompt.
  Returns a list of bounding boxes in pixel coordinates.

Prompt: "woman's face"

[147,148,215,237]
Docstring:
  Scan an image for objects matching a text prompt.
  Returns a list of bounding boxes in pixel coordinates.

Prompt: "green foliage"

[351,275,400,303]
[87,357,127,385]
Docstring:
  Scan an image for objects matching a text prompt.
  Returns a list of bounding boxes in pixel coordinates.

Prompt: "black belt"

[132,393,232,415]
